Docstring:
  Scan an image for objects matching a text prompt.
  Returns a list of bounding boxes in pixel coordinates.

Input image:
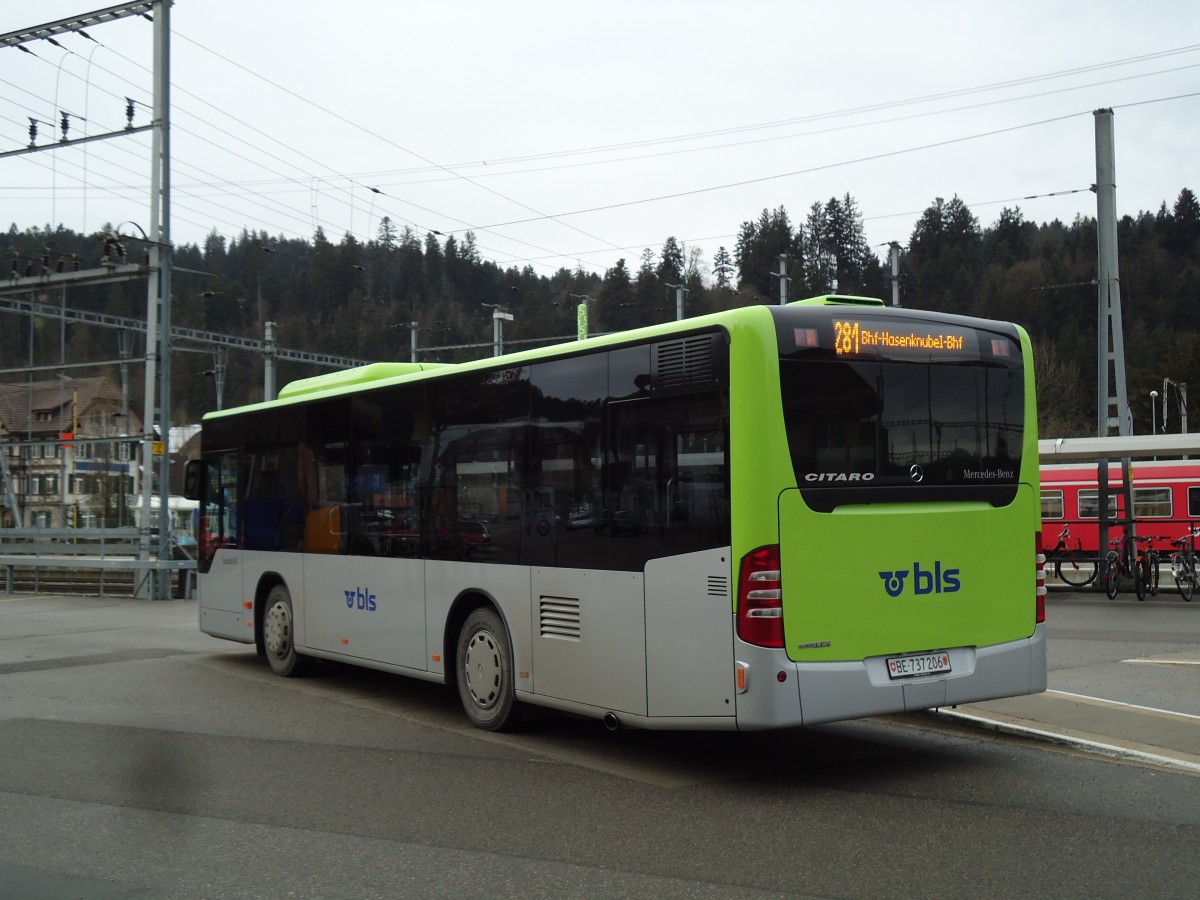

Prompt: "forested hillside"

[5,187,1198,438]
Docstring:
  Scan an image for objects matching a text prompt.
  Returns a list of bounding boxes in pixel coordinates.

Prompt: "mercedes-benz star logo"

[909,464,924,484]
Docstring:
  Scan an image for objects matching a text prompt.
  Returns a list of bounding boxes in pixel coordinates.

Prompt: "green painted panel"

[778,486,1039,662]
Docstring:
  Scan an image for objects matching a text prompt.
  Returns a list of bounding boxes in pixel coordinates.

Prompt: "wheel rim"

[463,628,503,710]
[264,598,293,663]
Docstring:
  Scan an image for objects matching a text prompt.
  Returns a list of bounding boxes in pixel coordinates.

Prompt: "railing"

[0,527,196,597]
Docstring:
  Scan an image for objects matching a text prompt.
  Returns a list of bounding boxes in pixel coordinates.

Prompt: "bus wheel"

[457,607,517,731]
[263,584,306,677]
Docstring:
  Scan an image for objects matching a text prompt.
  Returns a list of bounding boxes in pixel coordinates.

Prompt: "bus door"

[196,449,246,641]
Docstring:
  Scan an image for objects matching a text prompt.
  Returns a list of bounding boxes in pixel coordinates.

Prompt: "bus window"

[199,450,238,567]
[300,400,351,555]
[605,392,729,568]
[351,390,424,558]
[531,353,605,567]
[243,447,305,552]
[426,366,530,564]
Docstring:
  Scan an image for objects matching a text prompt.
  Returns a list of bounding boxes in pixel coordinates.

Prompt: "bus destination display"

[832,318,978,359]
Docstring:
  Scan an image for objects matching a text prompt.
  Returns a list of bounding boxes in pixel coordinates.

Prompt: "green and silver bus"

[185,295,1046,731]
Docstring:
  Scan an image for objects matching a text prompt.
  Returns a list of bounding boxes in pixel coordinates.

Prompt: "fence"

[0,527,196,597]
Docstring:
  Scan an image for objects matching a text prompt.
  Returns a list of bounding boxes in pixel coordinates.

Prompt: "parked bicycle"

[1169,526,1200,602]
[1104,526,1149,600]
[1042,524,1097,587]
[1134,534,1167,599]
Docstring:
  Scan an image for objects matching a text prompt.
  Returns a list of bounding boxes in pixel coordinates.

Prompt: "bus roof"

[202,297,1007,422]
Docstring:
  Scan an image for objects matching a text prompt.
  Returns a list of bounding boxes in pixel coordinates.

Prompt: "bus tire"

[456,607,518,731]
[262,583,307,677]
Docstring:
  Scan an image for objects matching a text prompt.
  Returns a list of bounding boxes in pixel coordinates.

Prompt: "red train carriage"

[1040,459,1200,555]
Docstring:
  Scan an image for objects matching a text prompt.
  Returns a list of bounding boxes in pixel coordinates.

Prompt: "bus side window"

[604,392,729,568]
[243,448,306,552]
[303,441,348,555]
[530,352,605,567]
[199,450,238,563]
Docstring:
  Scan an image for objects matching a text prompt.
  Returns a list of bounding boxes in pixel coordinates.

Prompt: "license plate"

[886,651,951,680]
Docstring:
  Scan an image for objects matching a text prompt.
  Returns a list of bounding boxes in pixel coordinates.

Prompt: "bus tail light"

[1035,532,1046,624]
[737,545,784,648]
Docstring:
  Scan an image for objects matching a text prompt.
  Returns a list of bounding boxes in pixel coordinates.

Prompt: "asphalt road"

[1,591,1198,899]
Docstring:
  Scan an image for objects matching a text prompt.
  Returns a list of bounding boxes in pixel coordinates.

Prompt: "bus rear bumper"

[735,624,1047,730]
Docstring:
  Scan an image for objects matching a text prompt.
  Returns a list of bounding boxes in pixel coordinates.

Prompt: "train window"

[1133,487,1172,519]
[1189,486,1200,518]
[1040,489,1064,519]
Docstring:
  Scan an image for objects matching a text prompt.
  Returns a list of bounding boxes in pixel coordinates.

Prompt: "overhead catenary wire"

[6,30,588,274]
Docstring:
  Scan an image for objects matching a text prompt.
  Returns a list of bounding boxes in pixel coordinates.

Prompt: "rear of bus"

[730,297,1046,728]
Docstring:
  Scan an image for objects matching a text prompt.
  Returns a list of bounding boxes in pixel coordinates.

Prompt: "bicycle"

[1134,535,1166,599]
[1042,524,1097,587]
[1169,527,1200,602]
[1104,527,1146,600]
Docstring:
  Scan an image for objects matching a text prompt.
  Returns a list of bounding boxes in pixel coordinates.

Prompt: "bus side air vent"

[653,334,716,391]
[539,596,581,641]
[707,575,729,598]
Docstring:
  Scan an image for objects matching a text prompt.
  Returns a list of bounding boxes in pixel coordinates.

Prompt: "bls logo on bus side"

[878,562,961,598]
[344,587,379,611]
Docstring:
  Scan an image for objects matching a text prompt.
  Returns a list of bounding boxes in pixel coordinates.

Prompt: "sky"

[2,0,1199,283]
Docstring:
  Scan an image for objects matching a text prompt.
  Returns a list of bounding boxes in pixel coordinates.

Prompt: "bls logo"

[343,586,378,611]
[878,562,961,598]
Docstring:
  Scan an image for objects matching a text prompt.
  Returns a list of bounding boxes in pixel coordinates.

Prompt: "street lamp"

[1151,390,1159,435]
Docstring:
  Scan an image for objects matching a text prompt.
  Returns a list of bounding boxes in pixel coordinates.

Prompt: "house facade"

[0,376,142,528]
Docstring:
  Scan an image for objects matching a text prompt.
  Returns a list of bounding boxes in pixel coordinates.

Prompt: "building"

[0,376,142,528]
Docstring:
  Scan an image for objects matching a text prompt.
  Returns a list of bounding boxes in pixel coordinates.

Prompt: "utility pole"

[1163,378,1188,434]
[888,242,902,306]
[206,348,226,410]
[664,283,689,321]
[482,304,513,356]
[769,254,791,304]
[262,321,277,400]
[1,3,157,533]
[408,321,419,363]
[139,0,173,598]
[1094,108,1130,438]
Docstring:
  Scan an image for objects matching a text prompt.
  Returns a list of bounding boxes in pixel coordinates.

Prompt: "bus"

[184,295,1046,731]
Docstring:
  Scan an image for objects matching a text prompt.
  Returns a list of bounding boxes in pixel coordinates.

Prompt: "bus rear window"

[779,352,1024,509]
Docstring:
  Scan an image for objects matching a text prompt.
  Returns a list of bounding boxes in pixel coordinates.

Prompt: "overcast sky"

[3,1,1198,281]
